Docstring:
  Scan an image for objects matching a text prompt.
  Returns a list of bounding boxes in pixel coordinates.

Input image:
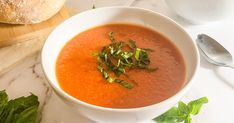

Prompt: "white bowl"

[41,7,199,123]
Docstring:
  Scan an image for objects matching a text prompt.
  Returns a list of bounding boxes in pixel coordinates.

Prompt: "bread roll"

[0,0,66,24]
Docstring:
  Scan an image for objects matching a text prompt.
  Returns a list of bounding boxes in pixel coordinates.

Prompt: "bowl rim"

[41,6,200,112]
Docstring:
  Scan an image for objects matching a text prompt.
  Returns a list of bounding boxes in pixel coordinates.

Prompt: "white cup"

[165,0,234,24]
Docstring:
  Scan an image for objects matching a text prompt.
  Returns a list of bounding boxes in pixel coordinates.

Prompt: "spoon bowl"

[196,34,234,68]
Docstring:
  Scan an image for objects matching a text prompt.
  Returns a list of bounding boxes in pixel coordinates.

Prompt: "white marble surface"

[1,0,234,123]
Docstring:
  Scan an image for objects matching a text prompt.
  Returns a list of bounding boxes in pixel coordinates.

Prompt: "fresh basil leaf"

[188,97,208,115]
[0,91,39,123]
[154,107,184,123]
[184,116,191,123]
[5,94,39,123]
[0,90,8,105]
[0,90,8,120]
[178,101,189,114]
[13,105,38,123]
[128,40,136,49]
[154,97,208,123]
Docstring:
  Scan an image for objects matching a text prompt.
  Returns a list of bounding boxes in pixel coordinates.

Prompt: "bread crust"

[0,0,66,24]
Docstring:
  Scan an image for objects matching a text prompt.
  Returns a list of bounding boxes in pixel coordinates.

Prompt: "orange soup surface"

[56,24,186,108]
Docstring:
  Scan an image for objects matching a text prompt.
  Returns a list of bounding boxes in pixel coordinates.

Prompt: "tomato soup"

[56,24,186,108]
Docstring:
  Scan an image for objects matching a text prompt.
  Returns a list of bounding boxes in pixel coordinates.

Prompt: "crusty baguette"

[0,0,66,24]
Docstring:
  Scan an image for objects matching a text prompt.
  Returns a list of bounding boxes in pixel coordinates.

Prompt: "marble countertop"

[1,0,234,123]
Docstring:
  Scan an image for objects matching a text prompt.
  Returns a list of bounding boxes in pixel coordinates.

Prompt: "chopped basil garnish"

[108,31,115,42]
[95,32,158,89]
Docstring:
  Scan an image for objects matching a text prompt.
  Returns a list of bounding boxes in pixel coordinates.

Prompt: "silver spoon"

[196,34,234,69]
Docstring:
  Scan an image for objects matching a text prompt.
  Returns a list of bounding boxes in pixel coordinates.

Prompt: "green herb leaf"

[154,97,208,123]
[142,48,154,52]
[184,116,191,123]
[128,40,136,49]
[0,90,8,118]
[188,97,208,115]
[0,90,39,123]
[145,67,159,72]
[107,76,115,83]
[95,32,158,89]
[121,52,134,59]
[115,79,134,89]
[109,46,115,55]
[178,101,189,114]
[14,105,38,123]
[108,32,115,42]
[154,107,184,123]
[103,71,109,79]
[135,48,141,61]
[0,90,8,105]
